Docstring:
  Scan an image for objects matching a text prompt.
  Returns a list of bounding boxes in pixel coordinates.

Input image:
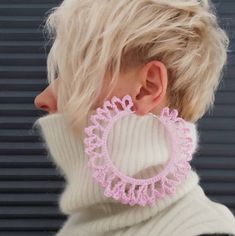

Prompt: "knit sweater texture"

[34,111,235,236]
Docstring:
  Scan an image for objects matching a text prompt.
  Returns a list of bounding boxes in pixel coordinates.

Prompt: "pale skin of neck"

[34,60,168,116]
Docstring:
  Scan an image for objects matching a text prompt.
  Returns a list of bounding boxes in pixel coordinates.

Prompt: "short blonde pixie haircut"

[44,0,229,133]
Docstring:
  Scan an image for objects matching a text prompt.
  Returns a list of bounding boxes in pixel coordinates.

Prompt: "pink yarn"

[83,94,194,207]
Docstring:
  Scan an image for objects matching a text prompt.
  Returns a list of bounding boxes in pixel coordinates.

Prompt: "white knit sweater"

[34,112,235,236]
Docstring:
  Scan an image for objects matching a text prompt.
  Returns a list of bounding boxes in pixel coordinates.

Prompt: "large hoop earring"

[83,94,194,207]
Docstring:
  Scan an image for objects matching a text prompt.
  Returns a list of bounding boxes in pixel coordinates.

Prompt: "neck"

[34,111,200,233]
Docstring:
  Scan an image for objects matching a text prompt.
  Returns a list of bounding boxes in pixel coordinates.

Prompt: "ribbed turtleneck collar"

[34,111,201,234]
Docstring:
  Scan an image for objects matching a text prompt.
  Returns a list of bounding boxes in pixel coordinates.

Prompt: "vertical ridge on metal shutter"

[0,0,234,235]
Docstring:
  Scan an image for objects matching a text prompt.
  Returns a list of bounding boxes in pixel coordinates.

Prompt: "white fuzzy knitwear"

[34,111,235,236]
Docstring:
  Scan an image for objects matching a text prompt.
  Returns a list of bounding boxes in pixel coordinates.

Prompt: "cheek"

[93,75,128,109]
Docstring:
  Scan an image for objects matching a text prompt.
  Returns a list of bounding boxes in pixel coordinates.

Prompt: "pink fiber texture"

[83,94,193,207]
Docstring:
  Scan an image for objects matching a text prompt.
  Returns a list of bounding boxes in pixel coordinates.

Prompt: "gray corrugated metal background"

[0,0,234,235]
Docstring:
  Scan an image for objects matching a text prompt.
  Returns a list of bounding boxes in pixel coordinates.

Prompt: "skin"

[34,60,168,116]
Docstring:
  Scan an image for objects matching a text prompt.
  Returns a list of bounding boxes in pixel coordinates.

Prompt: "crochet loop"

[83,94,194,207]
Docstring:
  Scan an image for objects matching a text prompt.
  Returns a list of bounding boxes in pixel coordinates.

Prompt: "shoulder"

[145,184,235,236]
[177,185,235,235]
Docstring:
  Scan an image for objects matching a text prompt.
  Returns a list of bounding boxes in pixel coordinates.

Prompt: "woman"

[33,0,235,235]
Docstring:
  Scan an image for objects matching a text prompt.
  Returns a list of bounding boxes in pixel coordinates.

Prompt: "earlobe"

[135,61,168,115]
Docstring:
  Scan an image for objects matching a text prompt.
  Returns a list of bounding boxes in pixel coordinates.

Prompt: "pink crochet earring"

[83,94,194,207]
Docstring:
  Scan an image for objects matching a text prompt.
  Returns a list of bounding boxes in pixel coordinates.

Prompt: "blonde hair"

[44,0,229,133]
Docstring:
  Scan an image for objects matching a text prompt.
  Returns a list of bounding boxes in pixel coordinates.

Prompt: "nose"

[34,83,58,114]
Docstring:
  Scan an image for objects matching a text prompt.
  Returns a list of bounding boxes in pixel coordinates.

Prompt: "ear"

[134,61,168,115]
